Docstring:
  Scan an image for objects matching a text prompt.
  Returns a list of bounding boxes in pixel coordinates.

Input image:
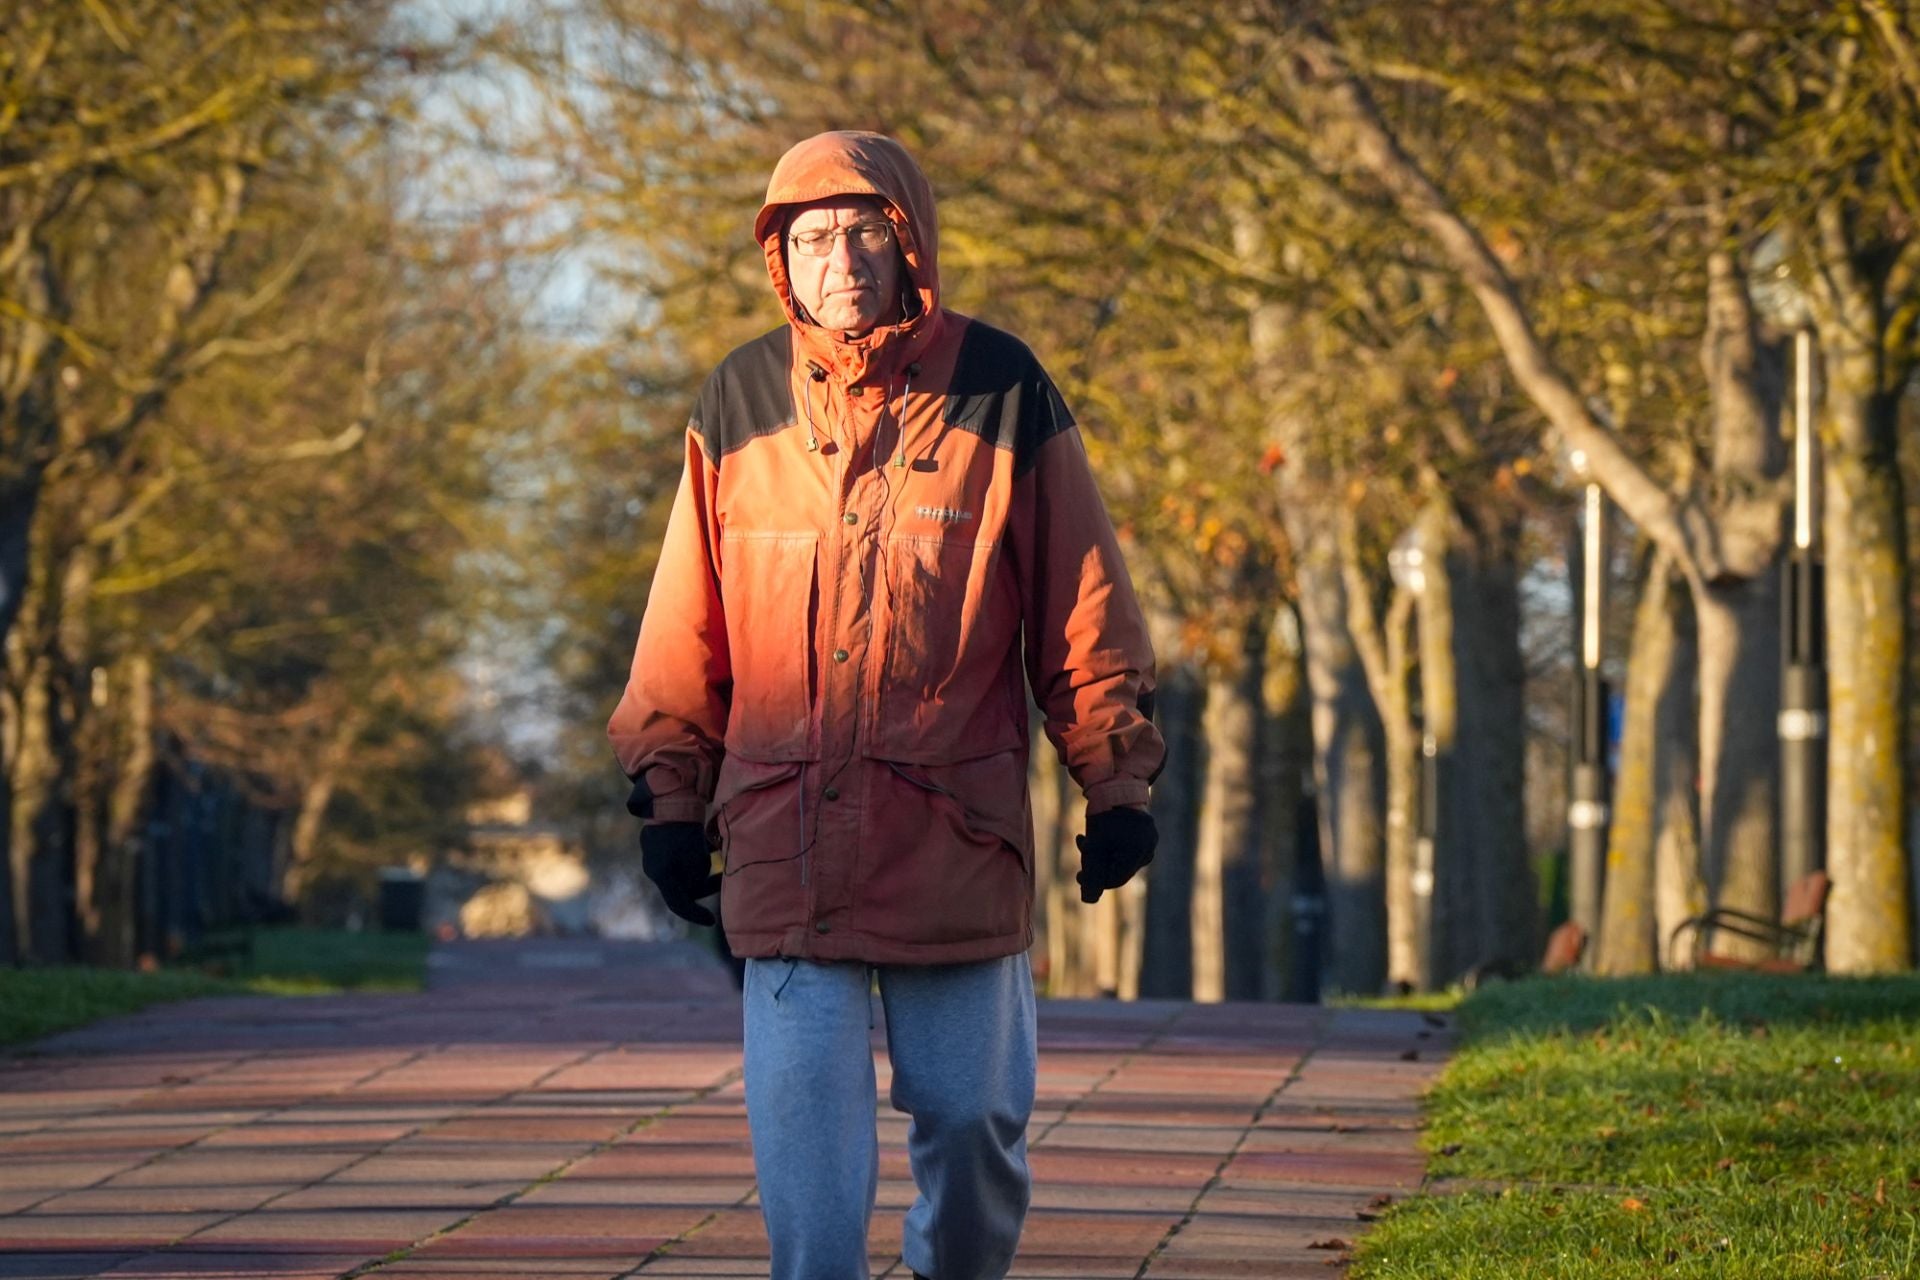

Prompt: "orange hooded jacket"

[608,131,1164,964]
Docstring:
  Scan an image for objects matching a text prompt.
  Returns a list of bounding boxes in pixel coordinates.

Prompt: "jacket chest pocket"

[719,530,818,759]
[875,534,1023,761]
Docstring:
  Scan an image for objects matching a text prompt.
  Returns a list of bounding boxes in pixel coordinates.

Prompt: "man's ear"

[897,250,920,319]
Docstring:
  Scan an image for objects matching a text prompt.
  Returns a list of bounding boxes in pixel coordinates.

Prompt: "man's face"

[784,196,903,337]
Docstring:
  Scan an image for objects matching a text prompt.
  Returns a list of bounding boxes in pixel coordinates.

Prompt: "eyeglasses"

[788,221,895,257]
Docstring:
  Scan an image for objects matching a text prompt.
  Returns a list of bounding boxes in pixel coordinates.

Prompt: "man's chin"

[820,309,882,335]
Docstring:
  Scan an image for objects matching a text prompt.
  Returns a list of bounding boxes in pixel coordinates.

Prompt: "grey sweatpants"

[742,954,1038,1280]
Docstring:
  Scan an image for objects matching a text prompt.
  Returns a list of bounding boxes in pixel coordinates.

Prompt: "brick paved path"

[1,941,1450,1279]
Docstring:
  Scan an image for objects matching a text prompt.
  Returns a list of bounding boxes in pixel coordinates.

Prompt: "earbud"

[803,363,827,452]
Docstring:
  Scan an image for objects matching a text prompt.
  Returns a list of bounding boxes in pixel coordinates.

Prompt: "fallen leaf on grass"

[1621,1197,1648,1213]
[1439,1143,1464,1156]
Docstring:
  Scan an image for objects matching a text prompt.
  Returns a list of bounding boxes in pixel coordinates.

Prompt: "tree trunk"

[1193,618,1266,1002]
[1055,782,1091,994]
[1297,553,1389,996]
[1336,514,1422,991]
[1690,575,1782,956]
[1139,660,1201,998]
[1258,607,1310,1000]
[1599,551,1691,972]
[92,652,155,968]
[280,710,363,907]
[1806,201,1912,972]
[1236,209,1388,998]
[0,479,36,963]
[1033,748,1100,997]
[1686,225,1786,959]
[1822,439,1912,971]
[5,518,79,965]
[1376,609,1422,992]
[1114,870,1145,1000]
[1441,507,1535,980]
[1190,689,1225,1004]
[7,650,72,963]
[1028,719,1060,990]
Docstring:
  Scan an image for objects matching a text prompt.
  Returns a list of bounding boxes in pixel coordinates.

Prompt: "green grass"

[0,966,241,1049]
[1,926,430,1050]
[224,925,430,993]
[1335,985,1467,1013]
[1352,973,1920,1278]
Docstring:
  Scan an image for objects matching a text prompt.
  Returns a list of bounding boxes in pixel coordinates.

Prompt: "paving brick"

[24,1185,288,1217]
[366,1260,628,1279]
[98,1251,371,1277]
[266,1180,529,1212]
[516,1176,752,1209]
[0,1156,156,1196]
[0,1211,228,1249]
[194,1120,419,1150]
[0,1254,140,1278]
[176,1206,459,1251]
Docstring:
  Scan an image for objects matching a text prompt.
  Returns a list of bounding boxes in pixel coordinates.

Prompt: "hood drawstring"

[890,362,919,469]
[803,360,828,452]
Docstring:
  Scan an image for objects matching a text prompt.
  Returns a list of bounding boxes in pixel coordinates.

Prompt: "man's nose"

[827,229,857,270]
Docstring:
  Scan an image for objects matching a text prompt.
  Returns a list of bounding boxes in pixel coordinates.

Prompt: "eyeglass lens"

[790,223,893,256]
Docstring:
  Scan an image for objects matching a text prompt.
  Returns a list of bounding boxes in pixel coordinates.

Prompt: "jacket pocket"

[861,749,1033,947]
[719,530,818,759]
[883,754,1031,873]
[714,757,807,935]
[874,534,1023,761]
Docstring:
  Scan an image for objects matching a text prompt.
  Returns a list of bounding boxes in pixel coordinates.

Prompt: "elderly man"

[609,131,1163,1280]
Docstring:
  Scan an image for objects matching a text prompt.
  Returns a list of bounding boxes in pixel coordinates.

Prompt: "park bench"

[1539,920,1588,974]
[1668,870,1830,973]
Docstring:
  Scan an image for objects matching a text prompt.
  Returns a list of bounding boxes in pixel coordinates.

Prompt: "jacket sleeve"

[1010,375,1165,815]
[607,425,729,824]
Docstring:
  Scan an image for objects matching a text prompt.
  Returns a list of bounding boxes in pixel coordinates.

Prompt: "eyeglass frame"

[787,220,897,258]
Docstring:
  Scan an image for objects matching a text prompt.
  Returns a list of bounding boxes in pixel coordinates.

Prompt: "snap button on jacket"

[609,131,1164,964]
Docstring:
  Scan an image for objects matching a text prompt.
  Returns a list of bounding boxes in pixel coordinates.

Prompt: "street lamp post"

[1780,329,1826,895]
[1568,467,1611,953]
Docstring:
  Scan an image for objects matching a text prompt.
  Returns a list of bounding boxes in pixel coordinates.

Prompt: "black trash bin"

[378,867,425,932]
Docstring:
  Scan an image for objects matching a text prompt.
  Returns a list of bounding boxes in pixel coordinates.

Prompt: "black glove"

[640,821,721,926]
[1075,807,1158,904]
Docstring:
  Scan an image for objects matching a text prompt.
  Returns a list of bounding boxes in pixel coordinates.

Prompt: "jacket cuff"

[646,793,709,824]
[1084,778,1151,816]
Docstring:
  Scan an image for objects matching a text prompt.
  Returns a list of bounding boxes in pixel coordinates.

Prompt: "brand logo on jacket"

[915,505,974,524]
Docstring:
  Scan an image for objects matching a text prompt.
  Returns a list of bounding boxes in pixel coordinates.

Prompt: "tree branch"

[1285,27,1717,581]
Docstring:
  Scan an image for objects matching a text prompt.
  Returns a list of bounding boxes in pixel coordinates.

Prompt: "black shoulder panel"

[691,327,795,463]
[943,320,1076,477]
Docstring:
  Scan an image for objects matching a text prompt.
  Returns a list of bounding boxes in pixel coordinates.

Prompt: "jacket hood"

[755,131,941,384]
